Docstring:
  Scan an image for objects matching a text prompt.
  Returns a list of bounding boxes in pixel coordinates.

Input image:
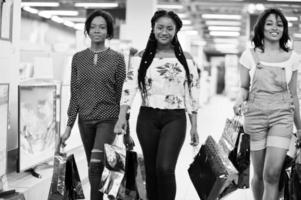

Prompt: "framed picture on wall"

[0,83,9,176]
[18,84,58,172]
[0,0,13,41]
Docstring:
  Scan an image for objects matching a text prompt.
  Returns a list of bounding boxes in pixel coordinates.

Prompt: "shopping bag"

[48,153,85,200]
[188,136,238,200]
[219,117,241,155]
[100,135,126,199]
[117,150,140,200]
[228,126,250,188]
[289,142,301,200]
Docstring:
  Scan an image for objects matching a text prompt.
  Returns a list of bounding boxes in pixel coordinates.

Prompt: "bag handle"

[113,134,126,149]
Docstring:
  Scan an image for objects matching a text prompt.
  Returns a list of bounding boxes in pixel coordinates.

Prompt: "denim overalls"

[243,50,295,151]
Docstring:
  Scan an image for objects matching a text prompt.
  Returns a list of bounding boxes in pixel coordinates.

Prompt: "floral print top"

[120,56,200,114]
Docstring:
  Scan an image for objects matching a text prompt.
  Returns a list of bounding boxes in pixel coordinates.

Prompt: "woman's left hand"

[190,127,199,146]
[123,134,135,150]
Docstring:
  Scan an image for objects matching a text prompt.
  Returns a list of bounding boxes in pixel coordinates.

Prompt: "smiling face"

[153,16,177,45]
[263,14,284,42]
[88,16,107,43]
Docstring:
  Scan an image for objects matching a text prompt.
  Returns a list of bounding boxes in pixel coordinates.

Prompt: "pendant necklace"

[90,48,108,65]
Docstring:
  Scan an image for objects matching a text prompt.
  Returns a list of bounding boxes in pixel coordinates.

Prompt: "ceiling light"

[64,21,75,28]
[293,33,301,38]
[288,22,293,27]
[156,4,184,9]
[182,30,199,35]
[22,6,39,14]
[74,23,85,31]
[39,10,79,16]
[286,16,298,21]
[209,31,240,37]
[38,12,51,19]
[182,20,192,25]
[51,16,64,24]
[205,21,241,26]
[21,2,59,7]
[178,13,188,19]
[267,0,301,2]
[74,3,118,8]
[213,38,239,44]
[61,17,86,23]
[208,26,241,31]
[202,14,241,20]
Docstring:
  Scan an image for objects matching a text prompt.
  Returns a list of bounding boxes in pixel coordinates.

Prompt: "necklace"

[90,48,108,65]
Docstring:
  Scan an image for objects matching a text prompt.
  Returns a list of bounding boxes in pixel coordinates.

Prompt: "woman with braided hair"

[114,9,200,200]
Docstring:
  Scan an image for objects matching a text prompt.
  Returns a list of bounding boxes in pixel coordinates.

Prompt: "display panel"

[0,83,9,176]
[18,84,57,172]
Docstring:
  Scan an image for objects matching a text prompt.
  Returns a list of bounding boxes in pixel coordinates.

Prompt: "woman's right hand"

[233,101,243,116]
[61,126,72,147]
[114,117,127,135]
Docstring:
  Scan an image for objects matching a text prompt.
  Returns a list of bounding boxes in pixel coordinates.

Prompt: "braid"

[138,9,191,95]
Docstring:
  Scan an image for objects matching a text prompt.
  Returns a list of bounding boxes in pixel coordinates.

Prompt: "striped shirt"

[67,48,126,128]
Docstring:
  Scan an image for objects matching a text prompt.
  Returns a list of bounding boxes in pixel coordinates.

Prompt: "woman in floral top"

[114,10,200,200]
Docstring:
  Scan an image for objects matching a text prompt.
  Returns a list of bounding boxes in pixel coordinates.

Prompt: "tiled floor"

[85,94,255,200]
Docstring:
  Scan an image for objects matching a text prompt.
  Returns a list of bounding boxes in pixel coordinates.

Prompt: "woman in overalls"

[233,8,301,200]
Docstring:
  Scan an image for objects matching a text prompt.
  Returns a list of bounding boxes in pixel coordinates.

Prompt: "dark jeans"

[136,107,187,200]
[78,118,117,200]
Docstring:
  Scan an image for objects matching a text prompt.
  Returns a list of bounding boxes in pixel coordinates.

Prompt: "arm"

[288,71,301,138]
[233,64,250,115]
[114,56,140,135]
[115,54,126,104]
[184,53,201,146]
[61,54,79,145]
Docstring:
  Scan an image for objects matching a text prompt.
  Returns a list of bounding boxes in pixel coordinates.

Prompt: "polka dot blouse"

[67,48,126,128]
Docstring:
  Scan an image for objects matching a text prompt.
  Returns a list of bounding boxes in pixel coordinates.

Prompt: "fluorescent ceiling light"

[39,10,79,16]
[75,3,118,8]
[183,30,198,35]
[51,16,64,24]
[156,4,184,9]
[206,20,241,26]
[293,33,301,38]
[64,21,75,28]
[22,6,39,14]
[213,38,239,44]
[178,13,188,19]
[267,0,301,2]
[210,31,240,37]
[74,23,85,30]
[61,17,86,23]
[38,12,52,19]
[182,20,192,25]
[202,14,241,20]
[286,16,298,21]
[21,2,59,7]
[208,26,241,31]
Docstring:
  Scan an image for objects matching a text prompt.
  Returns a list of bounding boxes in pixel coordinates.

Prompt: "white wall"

[0,0,21,151]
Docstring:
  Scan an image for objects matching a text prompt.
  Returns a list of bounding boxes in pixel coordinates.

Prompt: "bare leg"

[251,149,265,200]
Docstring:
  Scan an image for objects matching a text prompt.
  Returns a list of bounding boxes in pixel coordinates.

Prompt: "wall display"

[60,84,82,151]
[0,83,9,176]
[0,0,13,41]
[18,83,57,172]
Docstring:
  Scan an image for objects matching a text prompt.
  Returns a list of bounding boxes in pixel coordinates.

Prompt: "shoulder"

[73,49,88,59]
[108,48,124,59]
[184,51,193,60]
[239,48,255,69]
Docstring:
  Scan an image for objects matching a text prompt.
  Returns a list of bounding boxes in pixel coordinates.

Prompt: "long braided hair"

[138,10,191,95]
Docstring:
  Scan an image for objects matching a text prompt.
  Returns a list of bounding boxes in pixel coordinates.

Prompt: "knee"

[156,164,174,177]
[263,169,281,184]
[89,161,104,176]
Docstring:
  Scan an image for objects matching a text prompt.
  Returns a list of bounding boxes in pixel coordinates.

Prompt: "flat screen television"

[18,81,59,172]
[0,83,9,176]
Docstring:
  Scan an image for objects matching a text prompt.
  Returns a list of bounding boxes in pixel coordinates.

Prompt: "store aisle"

[84,94,254,200]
